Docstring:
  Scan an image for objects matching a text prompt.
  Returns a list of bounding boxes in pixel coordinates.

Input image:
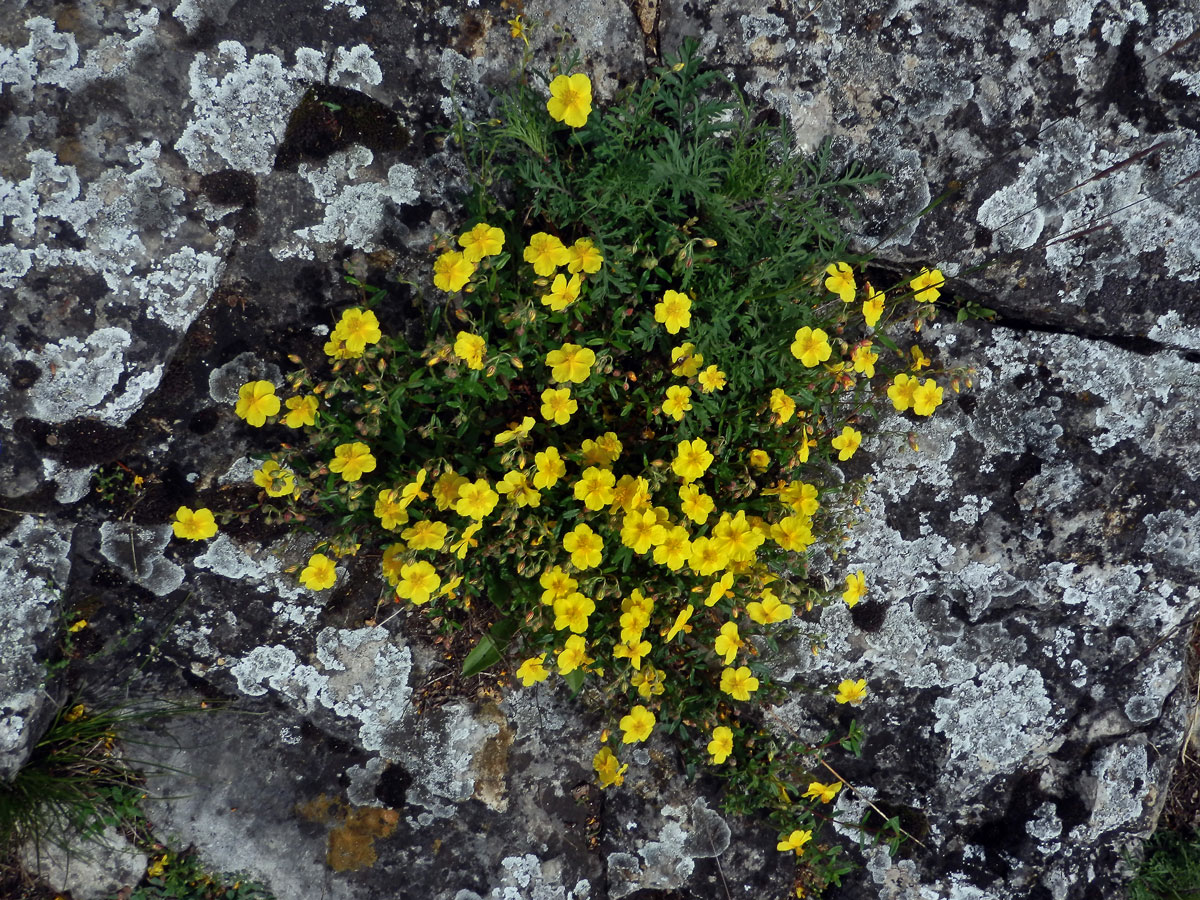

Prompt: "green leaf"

[461,617,520,676]
[872,330,901,354]
[564,668,585,695]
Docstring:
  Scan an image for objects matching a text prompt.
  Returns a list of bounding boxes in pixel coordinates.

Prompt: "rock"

[0,516,73,780]
[660,0,1200,341]
[20,825,148,900]
[2,1,1198,898]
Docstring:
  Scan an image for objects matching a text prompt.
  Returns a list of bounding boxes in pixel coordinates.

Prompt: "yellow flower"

[665,605,694,642]
[803,781,843,803]
[545,342,596,383]
[911,378,944,416]
[769,388,795,425]
[830,426,862,461]
[253,460,295,498]
[662,385,692,421]
[563,523,604,570]
[332,308,382,354]
[399,469,429,508]
[748,449,770,471]
[234,381,280,427]
[554,591,596,633]
[558,634,592,674]
[540,387,577,425]
[654,289,692,334]
[533,446,566,489]
[672,438,713,482]
[720,666,759,701]
[790,327,832,367]
[449,521,481,559]
[539,565,578,605]
[507,14,526,41]
[671,343,704,377]
[433,250,476,292]
[842,571,867,608]
[653,525,692,571]
[396,561,441,605]
[172,506,217,541]
[523,232,570,276]
[613,638,652,669]
[67,619,87,633]
[542,273,582,312]
[688,536,729,577]
[910,266,945,303]
[432,471,468,510]
[621,509,665,555]
[863,282,885,327]
[574,466,616,511]
[495,416,535,445]
[497,470,542,508]
[835,678,868,705]
[546,73,593,128]
[851,343,878,378]
[458,222,505,263]
[629,668,661,701]
[712,510,763,564]
[713,622,743,664]
[697,365,726,392]
[706,572,734,607]
[611,474,650,514]
[329,442,377,482]
[911,344,931,371]
[777,829,812,856]
[771,515,814,552]
[283,394,319,428]
[619,704,656,744]
[453,331,487,370]
[565,237,603,274]
[887,373,918,412]
[516,654,550,686]
[747,591,793,625]
[402,519,448,551]
[381,543,405,585]
[454,478,499,520]
[824,261,856,302]
[778,481,819,516]
[678,484,714,525]
[581,432,622,466]
[708,726,734,764]
[299,553,337,590]
[323,330,361,359]
[593,746,627,788]
[374,489,409,530]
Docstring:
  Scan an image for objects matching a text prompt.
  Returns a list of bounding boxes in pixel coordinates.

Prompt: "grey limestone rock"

[1,0,1198,898]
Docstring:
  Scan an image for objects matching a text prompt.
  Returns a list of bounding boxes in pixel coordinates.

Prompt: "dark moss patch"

[199,169,258,207]
[375,765,412,809]
[274,84,410,170]
[850,599,888,633]
[10,360,41,390]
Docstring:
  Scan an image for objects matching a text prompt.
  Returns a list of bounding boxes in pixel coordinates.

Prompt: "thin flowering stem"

[815,758,927,848]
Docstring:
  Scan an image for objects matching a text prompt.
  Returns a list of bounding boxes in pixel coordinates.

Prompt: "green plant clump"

[219,39,971,894]
[1129,828,1200,900]
[123,846,274,900]
[1,701,149,857]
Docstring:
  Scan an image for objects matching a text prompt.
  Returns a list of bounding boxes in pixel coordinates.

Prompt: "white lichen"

[229,627,412,753]
[0,517,73,776]
[98,520,184,596]
[275,148,419,259]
